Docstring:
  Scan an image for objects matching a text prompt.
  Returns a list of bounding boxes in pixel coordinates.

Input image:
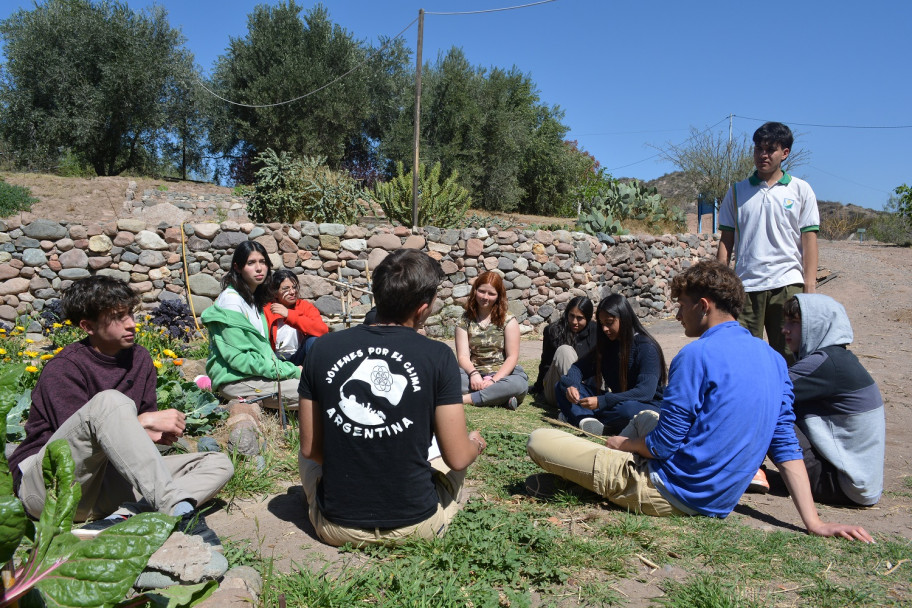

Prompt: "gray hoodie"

[790,294,885,505]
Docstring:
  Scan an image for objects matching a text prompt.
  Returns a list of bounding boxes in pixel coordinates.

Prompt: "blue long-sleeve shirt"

[645,321,802,517]
[558,333,664,409]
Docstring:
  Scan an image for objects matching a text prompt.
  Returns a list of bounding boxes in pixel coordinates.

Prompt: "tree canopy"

[0,0,198,176]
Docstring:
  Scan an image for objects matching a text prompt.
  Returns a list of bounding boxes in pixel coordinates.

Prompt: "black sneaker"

[73,514,132,539]
[177,510,222,550]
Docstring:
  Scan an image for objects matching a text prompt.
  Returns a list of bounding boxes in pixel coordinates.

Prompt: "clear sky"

[2,0,909,209]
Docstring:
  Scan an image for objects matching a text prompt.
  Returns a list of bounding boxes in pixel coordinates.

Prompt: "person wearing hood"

[779,294,885,506]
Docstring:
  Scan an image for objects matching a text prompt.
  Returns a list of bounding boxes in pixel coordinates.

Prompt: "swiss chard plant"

[155,378,226,436]
[0,400,217,607]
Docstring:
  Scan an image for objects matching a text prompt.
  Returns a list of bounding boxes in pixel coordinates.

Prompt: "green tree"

[0,0,198,176]
[208,1,409,176]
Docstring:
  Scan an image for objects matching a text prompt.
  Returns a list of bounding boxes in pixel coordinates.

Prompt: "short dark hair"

[372,249,444,323]
[222,240,272,307]
[753,121,793,151]
[670,260,744,318]
[783,296,801,321]
[62,275,140,324]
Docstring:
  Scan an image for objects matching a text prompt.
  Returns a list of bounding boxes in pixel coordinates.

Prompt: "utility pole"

[411,9,424,230]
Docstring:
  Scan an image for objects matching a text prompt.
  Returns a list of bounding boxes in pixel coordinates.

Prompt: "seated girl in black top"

[556,293,667,435]
[532,296,596,405]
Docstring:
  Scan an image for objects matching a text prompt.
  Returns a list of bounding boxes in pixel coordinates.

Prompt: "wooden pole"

[411,9,424,230]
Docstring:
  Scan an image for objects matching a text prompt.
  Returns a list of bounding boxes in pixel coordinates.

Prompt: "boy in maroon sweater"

[9,277,233,543]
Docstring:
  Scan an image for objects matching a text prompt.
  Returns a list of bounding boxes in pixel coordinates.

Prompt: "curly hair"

[62,276,140,324]
[464,271,507,327]
[670,260,744,318]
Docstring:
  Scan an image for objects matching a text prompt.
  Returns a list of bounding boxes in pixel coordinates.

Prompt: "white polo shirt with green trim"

[718,171,819,292]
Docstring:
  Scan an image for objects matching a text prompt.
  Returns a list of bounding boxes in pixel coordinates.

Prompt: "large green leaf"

[0,494,29,563]
[125,580,219,608]
[38,512,177,608]
[6,389,32,443]
[32,439,80,566]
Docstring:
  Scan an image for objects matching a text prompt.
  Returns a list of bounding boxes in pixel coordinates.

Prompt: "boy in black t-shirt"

[298,249,487,546]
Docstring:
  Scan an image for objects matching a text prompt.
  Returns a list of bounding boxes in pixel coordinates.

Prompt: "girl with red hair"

[455,271,528,410]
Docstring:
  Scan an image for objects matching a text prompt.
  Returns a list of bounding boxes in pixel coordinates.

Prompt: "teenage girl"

[201,241,300,400]
[532,296,596,405]
[556,293,667,435]
[263,269,328,366]
[455,271,528,410]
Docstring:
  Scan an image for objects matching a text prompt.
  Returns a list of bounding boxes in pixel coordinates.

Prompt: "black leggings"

[790,424,857,506]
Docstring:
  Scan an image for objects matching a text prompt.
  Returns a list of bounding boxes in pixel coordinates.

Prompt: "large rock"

[188,273,221,298]
[116,218,147,233]
[22,219,67,240]
[0,278,31,296]
[132,202,190,227]
[137,250,167,268]
[88,234,113,253]
[314,294,343,316]
[21,248,48,267]
[192,222,220,239]
[136,532,229,587]
[366,233,401,250]
[135,230,169,250]
[211,231,248,249]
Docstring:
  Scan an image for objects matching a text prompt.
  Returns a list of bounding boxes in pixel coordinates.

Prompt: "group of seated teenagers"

[14,242,878,548]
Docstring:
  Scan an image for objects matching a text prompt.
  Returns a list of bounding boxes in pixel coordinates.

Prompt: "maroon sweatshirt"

[9,339,157,490]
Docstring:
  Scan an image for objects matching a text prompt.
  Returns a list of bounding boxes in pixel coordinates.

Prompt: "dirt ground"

[6,176,911,575]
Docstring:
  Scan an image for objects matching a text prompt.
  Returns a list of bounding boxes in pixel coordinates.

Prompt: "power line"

[607,116,730,173]
[737,115,912,130]
[806,164,892,196]
[195,15,419,109]
[426,0,560,16]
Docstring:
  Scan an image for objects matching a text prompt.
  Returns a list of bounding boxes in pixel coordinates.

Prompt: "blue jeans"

[555,382,660,435]
[281,335,318,367]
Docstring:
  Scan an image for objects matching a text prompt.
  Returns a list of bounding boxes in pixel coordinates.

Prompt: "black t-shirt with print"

[299,324,462,529]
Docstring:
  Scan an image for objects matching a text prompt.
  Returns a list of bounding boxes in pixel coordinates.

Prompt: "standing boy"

[9,276,233,543]
[717,121,820,359]
[780,294,885,506]
[298,249,486,546]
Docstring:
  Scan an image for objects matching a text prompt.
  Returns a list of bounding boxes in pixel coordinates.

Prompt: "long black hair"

[269,268,299,303]
[221,240,272,308]
[595,293,667,392]
[553,296,594,348]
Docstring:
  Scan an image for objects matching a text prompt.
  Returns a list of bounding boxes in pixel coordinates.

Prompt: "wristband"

[469,370,481,377]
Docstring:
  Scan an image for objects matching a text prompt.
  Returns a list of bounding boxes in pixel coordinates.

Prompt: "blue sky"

[2,0,909,209]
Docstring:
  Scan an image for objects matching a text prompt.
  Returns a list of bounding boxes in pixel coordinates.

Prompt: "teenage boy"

[298,249,486,546]
[779,294,885,506]
[526,261,871,542]
[9,276,234,543]
[717,121,820,359]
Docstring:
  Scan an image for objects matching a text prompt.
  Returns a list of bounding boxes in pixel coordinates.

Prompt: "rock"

[314,294,343,316]
[318,223,346,236]
[137,250,167,268]
[88,234,113,253]
[196,437,221,453]
[0,278,31,296]
[135,230,169,250]
[189,294,214,313]
[188,273,222,298]
[137,532,229,587]
[22,219,67,240]
[253,235,278,253]
[220,565,263,599]
[0,265,18,281]
[21,248,48,267]
[116,218,147,233]
[211,231,248,249]
[366,233,401,250]
[227,420,261,456]
[133,202,190,227]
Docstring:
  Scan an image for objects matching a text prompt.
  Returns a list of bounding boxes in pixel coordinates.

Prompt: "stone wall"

[0,201,719,335]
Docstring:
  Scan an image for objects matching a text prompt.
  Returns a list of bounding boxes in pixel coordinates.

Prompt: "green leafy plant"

[56,149,96,178]
[156,184,169,192]
[578,206,628,237]
[155,378,226,435]
[371,161,471,228]
[0,179,38,216]
[871,189,912,246]
[246,149,364,224]
[578,178,685,236]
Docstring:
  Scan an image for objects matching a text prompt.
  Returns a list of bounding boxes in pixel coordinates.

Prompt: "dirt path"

[207,239,912,571]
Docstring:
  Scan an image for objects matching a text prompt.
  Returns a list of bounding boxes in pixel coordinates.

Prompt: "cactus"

[371,161,471,228]
[578,178,683,235]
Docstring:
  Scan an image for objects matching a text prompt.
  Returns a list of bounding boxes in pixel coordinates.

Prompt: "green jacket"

[201,304,300,390]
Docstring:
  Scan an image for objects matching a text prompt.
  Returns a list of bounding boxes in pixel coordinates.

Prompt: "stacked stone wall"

[0,193,719,335]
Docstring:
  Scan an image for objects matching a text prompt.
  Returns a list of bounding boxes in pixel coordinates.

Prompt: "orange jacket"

[262,299,329,350]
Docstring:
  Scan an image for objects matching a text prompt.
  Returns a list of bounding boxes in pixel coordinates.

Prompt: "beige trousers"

[17,390,234,522]
[526,410,684,517]
[542,345,580,406]
[298,453,468,547]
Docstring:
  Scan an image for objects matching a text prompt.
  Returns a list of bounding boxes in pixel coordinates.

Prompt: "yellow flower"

[153,360,163,369]
[16,326,24,331]
[26,365,39,373]
[163,349,177,359]
[53,322,63,329]
[25,338,34,343]
[17,352,22,357]
[0,328,6,333]
[64,319,72,325]
[54,347,63,354]
[24,350,39,358]
[41,353,54,360]
[0,348,5,355]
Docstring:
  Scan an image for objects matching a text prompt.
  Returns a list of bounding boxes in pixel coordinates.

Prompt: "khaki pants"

[218,377,301,402]
[526,410,684,517]
[542,345,579,406]
[740,284,802,362]
[17,390,234,522]
[298,453,468,547]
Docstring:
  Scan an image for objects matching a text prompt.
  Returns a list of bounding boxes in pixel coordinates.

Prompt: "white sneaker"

[579,418,605,436]
[557,412,568,423]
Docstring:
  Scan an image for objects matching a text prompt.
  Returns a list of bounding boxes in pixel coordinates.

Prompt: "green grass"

[223,356,912,607]
[0,179,38,215]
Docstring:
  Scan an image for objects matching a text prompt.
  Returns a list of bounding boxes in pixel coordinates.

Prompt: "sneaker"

[557,412,568,423]
[73,514,132,540]
[505,396,519,411]
[747,468,770,494]
[579,417,605,436]
[177,510,222,550]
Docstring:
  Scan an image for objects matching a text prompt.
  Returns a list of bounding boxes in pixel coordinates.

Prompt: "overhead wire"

[426,0,560,16]
[606,116,730,172]
[736,115,912,130]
